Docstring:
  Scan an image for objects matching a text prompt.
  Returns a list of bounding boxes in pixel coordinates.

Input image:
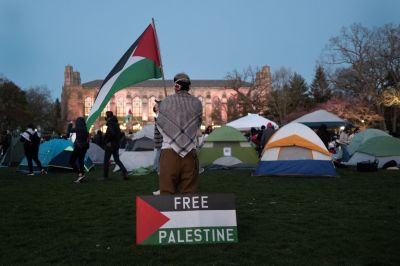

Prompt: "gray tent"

[125,125,155,151]
[87,143,105,165]
[0,137,24,166]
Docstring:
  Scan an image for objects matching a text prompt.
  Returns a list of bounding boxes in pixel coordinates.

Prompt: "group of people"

[18,73,203,196]
[249,122,276,157]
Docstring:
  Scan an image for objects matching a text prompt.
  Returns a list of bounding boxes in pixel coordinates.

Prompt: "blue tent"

[18,139,93,173]
[48,145,94,171]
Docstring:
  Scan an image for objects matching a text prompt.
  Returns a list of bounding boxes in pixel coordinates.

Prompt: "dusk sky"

[1,0,400,99]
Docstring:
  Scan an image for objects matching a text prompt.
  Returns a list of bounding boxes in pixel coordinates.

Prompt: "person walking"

[156,73,203,195]
[103,111,128,180]
[68,117,90,183]
[20,124,46,175]
[152,101,162,195]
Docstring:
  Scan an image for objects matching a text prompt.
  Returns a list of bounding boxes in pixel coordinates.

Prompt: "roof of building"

[82,79,250,88]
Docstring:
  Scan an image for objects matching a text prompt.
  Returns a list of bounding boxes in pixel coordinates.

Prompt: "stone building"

[61,65,271,132]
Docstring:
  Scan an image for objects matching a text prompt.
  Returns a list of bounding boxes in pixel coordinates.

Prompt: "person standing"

[152,101,162,195]
[20,124,46,176]
[103,111,128,180]
[68,117,90,183]
[0,130,12,158]
[156,73,202,195]
[338,126,351,162]
[316,123,331,149]
[260,123,275,156]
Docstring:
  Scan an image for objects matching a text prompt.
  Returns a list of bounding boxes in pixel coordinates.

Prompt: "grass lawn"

[0,166,399,265]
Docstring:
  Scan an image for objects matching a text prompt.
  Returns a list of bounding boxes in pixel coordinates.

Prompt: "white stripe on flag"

[88,56,144,118]
[160,210,237,229]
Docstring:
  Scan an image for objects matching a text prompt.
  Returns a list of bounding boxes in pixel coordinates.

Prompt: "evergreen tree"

[310,65,331,103]
[288,73,309,113]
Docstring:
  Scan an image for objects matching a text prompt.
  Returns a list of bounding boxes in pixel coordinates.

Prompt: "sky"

[1,0,400,99]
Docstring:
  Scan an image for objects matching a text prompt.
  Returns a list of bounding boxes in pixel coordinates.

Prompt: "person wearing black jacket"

[20,124,46,176]
[103,111,128,180]
[68,117,89,183]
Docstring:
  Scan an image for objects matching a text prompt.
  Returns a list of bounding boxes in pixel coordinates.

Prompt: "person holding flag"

[86,21,164,130]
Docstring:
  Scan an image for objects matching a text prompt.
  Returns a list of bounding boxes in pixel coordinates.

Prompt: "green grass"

[0,166,399,265]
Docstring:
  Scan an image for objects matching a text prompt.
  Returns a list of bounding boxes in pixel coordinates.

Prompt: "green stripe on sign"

[140,227,238,245]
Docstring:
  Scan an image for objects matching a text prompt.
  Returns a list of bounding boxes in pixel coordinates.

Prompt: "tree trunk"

[392,106,398,134]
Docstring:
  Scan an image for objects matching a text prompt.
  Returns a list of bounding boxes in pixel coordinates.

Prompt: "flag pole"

[152,18,168,98]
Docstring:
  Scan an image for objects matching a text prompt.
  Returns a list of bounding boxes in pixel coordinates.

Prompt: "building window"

[149,96,156,118]
[84,97,93,116]
[117,97,124,117]
[101,102,110,118]
[132,96,142,116]
[198,96,205,117]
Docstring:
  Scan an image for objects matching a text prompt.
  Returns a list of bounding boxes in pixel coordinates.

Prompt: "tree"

[323,23,400,132]
[211,97,223,124]
[225,66,271,116]
[265,67,292,124]
[310,65,331,103]
[0,78,30,131]
[288,72,310,111]
[25,86,54,132]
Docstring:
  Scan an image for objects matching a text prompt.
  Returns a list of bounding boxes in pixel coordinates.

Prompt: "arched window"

[116,97,125,117]
[84,97,93,116]
[101,102,110,118]
[198,96,206,117]
[149,96,156,118]
[132,96,142,116]
[211,96,222,123]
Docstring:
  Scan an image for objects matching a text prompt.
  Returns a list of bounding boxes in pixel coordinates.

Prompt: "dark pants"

[69,146,87,175]
[25,147,42,173]
[159,149,199,195]
[104,146,127,178]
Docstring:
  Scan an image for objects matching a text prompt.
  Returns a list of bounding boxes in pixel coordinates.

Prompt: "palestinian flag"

[136,194,238,245]
[86,23,162,129]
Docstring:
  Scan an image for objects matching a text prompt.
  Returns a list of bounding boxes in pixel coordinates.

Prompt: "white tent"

[226,113,278,131]
[291,109,347,128]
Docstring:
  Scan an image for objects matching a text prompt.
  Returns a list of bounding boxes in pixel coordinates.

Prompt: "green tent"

[347,136,400,168]
[348,129,389,156]
[198,126,259,169]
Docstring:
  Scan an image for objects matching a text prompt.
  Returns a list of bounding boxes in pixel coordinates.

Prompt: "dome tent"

[347,128,389,156]
[346,136,400,168]
[254,122,336,176]
[198,126,259,169]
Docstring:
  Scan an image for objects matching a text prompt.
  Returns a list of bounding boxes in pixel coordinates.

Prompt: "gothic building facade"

[61,65,271,132]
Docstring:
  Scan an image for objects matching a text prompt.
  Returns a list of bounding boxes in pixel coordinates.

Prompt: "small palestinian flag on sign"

[86,23,162,129]
[136,194,238,245]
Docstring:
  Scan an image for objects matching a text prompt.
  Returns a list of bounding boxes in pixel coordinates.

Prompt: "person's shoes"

[41,169,47,175]
[122,173,129,180]
[153,190,160,195]
[27,172,35,176]
[74,174,85,183]
[199,168,205,174]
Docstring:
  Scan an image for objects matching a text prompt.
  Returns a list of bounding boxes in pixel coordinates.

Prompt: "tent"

[48,145,94,171]
[0,137,24,166]
[87,143,105,164]
[254,122,337,176]
[291,109,347,128]
[114,125,156,172]
[19,139,93,172]
[125,125,155,151]
[347,129,389,156]
[346,136,400,168]
[114,151,155,172]
[198,126,259,169]
[226,113,278,131]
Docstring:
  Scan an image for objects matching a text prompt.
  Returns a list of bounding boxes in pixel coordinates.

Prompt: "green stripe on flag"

[86,58,162,128]
[140,227,238,245]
